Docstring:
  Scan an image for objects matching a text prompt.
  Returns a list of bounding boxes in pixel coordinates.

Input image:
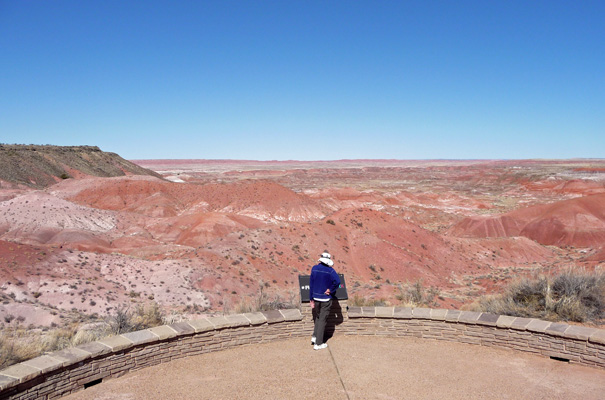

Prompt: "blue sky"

[1,1,603,160]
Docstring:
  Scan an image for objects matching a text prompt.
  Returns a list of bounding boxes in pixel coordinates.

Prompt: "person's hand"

[324,288,331,295]
[310,300,315,309]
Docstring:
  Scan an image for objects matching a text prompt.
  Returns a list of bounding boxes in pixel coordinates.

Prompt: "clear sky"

[1,1,603,160]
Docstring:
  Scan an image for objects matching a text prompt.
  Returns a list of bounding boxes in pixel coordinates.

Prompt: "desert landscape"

[2,3,604,398]
[1,146,604,341]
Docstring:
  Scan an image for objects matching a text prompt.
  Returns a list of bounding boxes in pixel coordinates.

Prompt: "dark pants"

[312,299,332,345]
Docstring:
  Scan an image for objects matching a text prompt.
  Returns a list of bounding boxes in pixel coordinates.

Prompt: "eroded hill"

[0,144,161,188]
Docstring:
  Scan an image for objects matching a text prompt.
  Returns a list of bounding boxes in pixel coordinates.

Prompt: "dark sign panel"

[298,274,348,302]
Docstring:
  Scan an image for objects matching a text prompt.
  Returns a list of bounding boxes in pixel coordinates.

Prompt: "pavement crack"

[328,346,351,400]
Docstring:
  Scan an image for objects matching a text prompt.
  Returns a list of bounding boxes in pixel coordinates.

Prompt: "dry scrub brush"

[232,284,298,314]
[109,302,164,334]
[348,294,386,307]
[396,280,440,308]
[348,280,439,307]
[0,324,78,370]
[474,269,605,324]
[0,302,165,370]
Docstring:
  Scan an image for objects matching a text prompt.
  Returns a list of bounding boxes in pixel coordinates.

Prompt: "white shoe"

[311,336,316,345]
[314,343,328,350]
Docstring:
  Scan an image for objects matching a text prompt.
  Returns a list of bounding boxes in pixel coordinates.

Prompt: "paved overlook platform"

[63,335,604,400]
[2,305,605,399]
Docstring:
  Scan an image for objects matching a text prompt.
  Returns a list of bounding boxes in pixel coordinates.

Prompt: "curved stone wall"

[343,306,605,369]
[0,309,306,400]
[1,305,604,400]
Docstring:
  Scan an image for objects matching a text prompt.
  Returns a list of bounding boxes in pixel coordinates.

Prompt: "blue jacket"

[309,262,341,301]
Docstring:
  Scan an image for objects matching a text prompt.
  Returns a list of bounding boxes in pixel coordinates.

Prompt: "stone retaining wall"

[0,309,305,400]
[1,305,604,400]
[340,306,605,369]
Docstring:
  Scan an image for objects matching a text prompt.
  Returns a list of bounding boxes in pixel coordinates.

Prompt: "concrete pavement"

[64,335,605,399]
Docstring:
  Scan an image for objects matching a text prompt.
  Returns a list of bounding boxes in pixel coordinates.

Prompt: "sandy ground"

[64,336,605,400]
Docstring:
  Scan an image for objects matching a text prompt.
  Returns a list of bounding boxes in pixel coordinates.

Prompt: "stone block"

[22,355,63,374]
[262,310,285,324]
[121,329,159,345]
[279,309,303,321]
[545,323,569,337]
[0,363,40,383]
[361,307,376,317]
[77,341,113,357]
[243,312,267,325]
[347,307,363,318]
[496,315,517,329]
[227,314,252,326]
[412,308,431,319]
[445,310,461,322]
[588,329,605,345]
[206,316,231,329]
[526,319,551,333]
[458,311,481,324]
[375,307,394,318]
[98,335,134,352]
[477,313,499,326]
[149,326,177,341]
[564,325,597,341]
[510,317,532,331]
[393,307,413,319]
[51,346,95,365]
[169,321,196,335]
[429,308,448,320]
[188,318,215,333]
[0,374,18,390]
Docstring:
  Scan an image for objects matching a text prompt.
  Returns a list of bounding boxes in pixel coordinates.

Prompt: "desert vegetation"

[229,284,298,314]
[348,279,441,308]
[0,324,77,370]
[0,286,299,369]
[0,302,165,369]
[396,280,441,308]
[472,269,605,324]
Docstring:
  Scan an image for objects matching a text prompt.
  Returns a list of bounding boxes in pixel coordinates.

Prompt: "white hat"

[319,252,333,267]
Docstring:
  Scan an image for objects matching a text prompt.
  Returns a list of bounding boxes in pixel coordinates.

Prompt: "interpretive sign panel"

[298,274,348,302]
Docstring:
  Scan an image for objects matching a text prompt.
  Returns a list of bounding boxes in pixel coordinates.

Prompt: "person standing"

[309,252,341,350]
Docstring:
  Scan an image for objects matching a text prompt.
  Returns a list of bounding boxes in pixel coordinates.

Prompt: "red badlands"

[1,156,604,327]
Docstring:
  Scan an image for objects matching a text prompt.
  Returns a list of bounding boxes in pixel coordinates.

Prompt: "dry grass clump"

[474,269,605,324]
[109,302,164,334]
[0,325,78,370]
[232,287,298,314]
[346,280,439,308]
[396,280,440,308]
[0,302,165,370]
[348,294,386,307]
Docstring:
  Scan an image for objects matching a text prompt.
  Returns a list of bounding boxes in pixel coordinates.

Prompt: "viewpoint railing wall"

[1,302,604,400]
